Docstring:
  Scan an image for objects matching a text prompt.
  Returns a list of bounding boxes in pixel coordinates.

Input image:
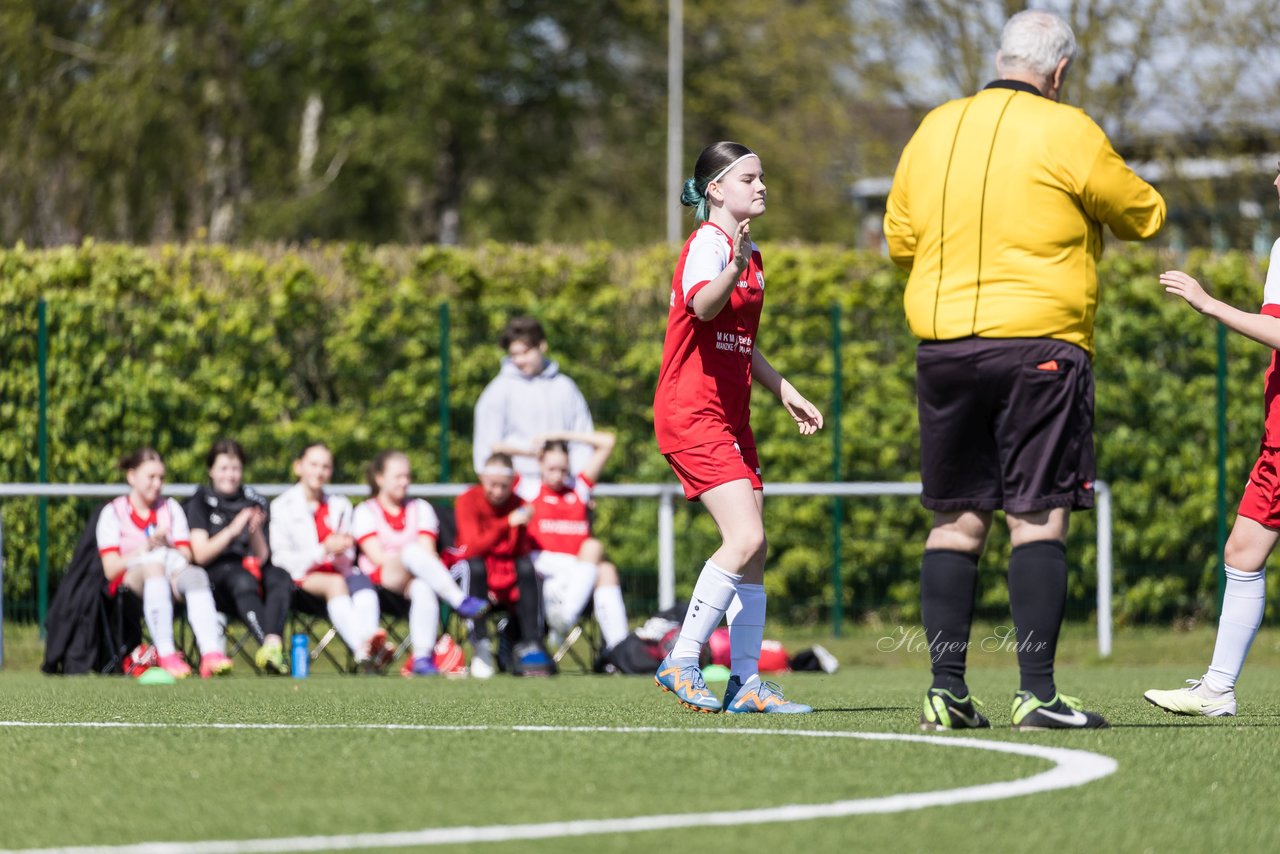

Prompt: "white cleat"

[470,649,495,680]
[1144,679,1237,717]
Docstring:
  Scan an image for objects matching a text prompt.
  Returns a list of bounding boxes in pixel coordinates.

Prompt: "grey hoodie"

[472,357,595,495]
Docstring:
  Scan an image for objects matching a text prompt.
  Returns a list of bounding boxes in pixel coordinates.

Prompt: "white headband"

[480,465,514,477]
[708,153,759,186]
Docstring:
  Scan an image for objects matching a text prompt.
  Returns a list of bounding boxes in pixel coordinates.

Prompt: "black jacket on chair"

[41,503,115,674]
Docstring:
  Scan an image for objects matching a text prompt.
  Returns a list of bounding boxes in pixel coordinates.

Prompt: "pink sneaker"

[199,651,233,679]
[158,652,192,679]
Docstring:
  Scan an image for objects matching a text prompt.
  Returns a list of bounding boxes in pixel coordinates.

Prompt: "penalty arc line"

[0,722,1118,854]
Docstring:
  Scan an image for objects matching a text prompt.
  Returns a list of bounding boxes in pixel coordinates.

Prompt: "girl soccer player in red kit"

[1144,166,1280,717]
[653,141,824,714]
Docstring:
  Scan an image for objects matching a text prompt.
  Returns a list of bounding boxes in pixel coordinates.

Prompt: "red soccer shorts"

[664,439,762,501]
[1238,446,1280,529]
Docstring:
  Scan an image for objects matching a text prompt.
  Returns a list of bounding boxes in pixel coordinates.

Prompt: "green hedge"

[1,241,1277,624]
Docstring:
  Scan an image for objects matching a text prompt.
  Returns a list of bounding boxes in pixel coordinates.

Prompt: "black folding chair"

[97,587,143,674]
[550,608,603,674]
[174,587,260,674]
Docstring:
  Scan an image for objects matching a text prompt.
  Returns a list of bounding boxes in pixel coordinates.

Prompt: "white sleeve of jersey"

[96,504,120,552]
[412,499,441,536]
[681,227,729,299]
[351,502,375,541]
[1264,238,1280,308]
[166,499,190,544]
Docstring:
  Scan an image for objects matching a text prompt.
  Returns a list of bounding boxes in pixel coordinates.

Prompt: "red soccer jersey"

[529,474,593,555]
[1260,237,1280,447]
[654,222,764,453]
[453,484,530,561]
[1262,305,1280,447]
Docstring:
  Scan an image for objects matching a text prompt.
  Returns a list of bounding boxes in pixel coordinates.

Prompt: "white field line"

[0,722,1117,854]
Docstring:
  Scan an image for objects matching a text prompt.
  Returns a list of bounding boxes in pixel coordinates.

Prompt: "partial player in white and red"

[353,450,487,677]
[1145,167,1280,718]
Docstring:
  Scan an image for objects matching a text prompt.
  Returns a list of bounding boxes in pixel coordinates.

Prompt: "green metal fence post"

[830,303,844,637]
[439,302,451,482]
[1216,321,1227,611]
[38,298,49,636]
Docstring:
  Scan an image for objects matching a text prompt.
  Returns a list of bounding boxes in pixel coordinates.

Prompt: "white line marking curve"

[0,721,1117,854]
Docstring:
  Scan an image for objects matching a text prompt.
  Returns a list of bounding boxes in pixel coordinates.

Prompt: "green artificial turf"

[2,624,1280,852]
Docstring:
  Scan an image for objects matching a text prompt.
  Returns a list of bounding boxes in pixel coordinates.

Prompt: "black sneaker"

[1010,690,1109,731]
[920,687,991,731]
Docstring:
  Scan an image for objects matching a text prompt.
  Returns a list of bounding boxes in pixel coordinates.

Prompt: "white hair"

[997,10,1076,78]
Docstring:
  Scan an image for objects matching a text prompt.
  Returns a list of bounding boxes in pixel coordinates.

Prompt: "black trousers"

[464,556,543,645]
[206,559,291,643]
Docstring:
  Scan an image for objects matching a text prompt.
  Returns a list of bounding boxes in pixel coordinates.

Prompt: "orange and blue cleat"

[655,657,722,713]
[723,675,812,714]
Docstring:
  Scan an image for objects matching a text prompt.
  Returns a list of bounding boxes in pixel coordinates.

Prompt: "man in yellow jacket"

[884,9,1165,732]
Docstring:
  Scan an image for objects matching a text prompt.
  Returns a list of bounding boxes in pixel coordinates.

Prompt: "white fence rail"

[0,480,1114,660]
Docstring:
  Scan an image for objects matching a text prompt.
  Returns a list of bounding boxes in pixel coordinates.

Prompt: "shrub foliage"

[1,241,1274,623]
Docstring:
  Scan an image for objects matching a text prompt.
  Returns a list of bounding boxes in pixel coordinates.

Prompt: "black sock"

[920,549,980,695]
[467,560,490,642]
[514,556,543,644]
[1008,540,1068,702]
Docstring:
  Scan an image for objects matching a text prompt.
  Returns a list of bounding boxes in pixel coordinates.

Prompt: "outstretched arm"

[1161,270,1280,350]
[751,349,824,436]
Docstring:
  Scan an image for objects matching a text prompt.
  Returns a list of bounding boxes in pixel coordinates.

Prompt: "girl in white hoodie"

[269,442,391,670]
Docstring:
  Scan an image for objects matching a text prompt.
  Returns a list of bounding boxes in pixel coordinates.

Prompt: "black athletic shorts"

[916,337,1095,514]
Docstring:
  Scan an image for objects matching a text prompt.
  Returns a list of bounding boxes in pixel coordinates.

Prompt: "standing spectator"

[185,438,292,674]
[352,450,487,677]
[453,452,552,677]
[883,10,1165,730]
[97,448,232,679]
[270,442,392,672]
[473,316,594,501]
[516,432,630,655]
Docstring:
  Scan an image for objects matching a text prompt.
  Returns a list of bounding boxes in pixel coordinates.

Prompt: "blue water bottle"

[291,633,309,679]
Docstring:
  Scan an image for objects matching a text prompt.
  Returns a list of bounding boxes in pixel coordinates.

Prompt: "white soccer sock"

[728,583,766,681]
[408,578,440,660]
[593,584,629,650]
[402,543,466,608]
[325,594,365,660]
[1205,566,1266,692]
[669,560,741,662]
[183,588,226,656]
[143,576,176,657]
[352,587,381,642]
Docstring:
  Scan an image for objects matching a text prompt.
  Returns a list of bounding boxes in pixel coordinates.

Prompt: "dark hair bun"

[680,177,703,208]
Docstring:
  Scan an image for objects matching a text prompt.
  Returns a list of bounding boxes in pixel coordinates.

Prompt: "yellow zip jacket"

[883,81,1166,355]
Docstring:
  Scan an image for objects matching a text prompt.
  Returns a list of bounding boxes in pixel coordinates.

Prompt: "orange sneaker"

[158,652,192,679]
[199,651,234,679]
